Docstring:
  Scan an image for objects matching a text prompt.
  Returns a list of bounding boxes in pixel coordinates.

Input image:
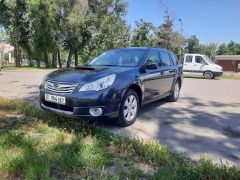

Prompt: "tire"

[168,81,180,102]
[116,89,139,127]
[204,71,214,79]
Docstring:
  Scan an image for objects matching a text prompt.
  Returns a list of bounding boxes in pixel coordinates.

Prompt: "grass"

[1,66,57,71]
[220,74,240,80]
[0,97,239,179]
[183,74,240,80]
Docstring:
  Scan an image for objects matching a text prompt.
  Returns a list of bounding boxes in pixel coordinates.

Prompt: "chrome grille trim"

[45,79,78,94]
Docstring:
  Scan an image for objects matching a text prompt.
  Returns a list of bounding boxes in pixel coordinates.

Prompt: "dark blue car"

[40,47,183,126]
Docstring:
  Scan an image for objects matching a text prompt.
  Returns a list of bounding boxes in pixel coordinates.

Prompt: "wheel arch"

[124,84,143,106]
[203,70,214,79]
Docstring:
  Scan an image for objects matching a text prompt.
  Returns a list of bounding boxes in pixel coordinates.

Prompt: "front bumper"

[213,71,223,77]
[39,88,121,119]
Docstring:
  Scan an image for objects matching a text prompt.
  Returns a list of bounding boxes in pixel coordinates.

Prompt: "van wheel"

[116,89,139,127]
[168,81,180,102]
[204,71,214,79]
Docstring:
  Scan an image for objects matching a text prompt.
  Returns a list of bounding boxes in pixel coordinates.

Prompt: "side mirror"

[84,60,90,66]
[146,62,158,69]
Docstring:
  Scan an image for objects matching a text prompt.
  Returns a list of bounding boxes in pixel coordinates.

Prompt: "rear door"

[183,54,194,72]
[158,50,176,94]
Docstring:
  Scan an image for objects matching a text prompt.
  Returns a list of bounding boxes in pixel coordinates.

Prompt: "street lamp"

[178,18,184,63]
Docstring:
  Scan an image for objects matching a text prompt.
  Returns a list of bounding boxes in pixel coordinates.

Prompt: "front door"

[141,50,162,103]
[192,55,207,73]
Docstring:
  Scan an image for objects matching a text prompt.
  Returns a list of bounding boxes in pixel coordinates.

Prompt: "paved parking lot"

[0,70,240,166]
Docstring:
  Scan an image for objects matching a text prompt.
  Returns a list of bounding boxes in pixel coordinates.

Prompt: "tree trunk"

[26,48,33,67]
[66,48,73,67]
[14,43,21,67]
[37,60,40,68]
[57,49,62,68]
[51,51,57,68]
[74,48,78,67]
[44,50,50,68]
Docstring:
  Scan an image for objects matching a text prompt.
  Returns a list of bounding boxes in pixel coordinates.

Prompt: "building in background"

[215,55,240,72]
[0,43,15,68]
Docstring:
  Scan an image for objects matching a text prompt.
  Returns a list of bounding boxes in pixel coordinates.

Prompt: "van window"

[195,56,205,64]
[159,51,172,66]
[185,55,193,63]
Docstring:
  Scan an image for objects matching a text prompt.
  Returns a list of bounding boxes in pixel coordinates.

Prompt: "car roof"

[115,47,170,52]
[185,53,205,56]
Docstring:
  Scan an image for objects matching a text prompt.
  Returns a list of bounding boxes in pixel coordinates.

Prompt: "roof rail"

[149,46,168,50]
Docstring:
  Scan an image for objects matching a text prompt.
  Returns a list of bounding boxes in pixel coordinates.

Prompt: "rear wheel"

[204,71,214,79]
[116,89,139,127]
[168,81,180,102]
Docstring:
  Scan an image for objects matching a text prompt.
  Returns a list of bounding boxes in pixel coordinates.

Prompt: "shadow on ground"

[21,94,240,166]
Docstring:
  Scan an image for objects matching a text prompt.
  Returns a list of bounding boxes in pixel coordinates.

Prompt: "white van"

[183,54,223,79]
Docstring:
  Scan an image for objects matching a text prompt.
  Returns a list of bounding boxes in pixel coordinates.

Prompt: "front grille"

[45,79,78,94]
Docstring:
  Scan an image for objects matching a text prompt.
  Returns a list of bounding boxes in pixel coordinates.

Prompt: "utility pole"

[178,18,184,63]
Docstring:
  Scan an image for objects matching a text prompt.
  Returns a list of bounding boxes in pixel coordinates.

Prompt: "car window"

[159,51,172,66]
[185,55,193,63]
[89,49,145,67]
[146,50,161,65]
[170,53,178,65]
[195,56,205,64]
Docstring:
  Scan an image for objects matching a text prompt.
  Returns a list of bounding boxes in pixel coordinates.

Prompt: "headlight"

[215,67,222,71]
[42,75,48,84]
[41,75,49,89]
[79,74,116,92]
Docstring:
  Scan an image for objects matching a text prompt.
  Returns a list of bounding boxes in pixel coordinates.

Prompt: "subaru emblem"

[54,82,59,88]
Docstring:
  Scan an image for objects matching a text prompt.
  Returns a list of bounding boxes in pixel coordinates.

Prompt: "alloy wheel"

[204,72,213,79]
[174,82,180,99]
[123,95,138,122]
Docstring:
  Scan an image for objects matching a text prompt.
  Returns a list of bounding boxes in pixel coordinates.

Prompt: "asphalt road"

[0,70,240,166]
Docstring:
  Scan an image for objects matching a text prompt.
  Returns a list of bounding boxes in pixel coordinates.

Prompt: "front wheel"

[116,89,139,127]
[168,81,180,102]
[204,71,214,79]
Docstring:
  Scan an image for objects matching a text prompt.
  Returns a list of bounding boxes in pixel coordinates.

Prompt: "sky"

[125,0,240,44]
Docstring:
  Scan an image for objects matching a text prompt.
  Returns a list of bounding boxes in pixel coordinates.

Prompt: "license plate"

[45,94,66,105]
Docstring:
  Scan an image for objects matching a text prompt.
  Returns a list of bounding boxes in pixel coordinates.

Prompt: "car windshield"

[88,49,146,67]
[203,55,214,64]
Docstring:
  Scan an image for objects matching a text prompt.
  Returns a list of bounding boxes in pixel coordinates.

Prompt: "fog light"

[89,108,102,117]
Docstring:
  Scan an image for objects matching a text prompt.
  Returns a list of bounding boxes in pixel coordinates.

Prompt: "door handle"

[160,71,164,75]
[193,64,197,66]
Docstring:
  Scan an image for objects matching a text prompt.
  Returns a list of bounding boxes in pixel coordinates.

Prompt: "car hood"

[47,66,134,83]
[214,64,223,69]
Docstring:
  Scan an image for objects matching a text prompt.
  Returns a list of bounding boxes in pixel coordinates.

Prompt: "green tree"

[154,11,182,55]
[0,0,29,67]
[64,0,91,67]
[27,0,59,68]
[217,43,228,55]
[185,35,200,53]
[78,0,130,64]
[205,42,218,61]
[228,40,238,55]
[131,19,155,47]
